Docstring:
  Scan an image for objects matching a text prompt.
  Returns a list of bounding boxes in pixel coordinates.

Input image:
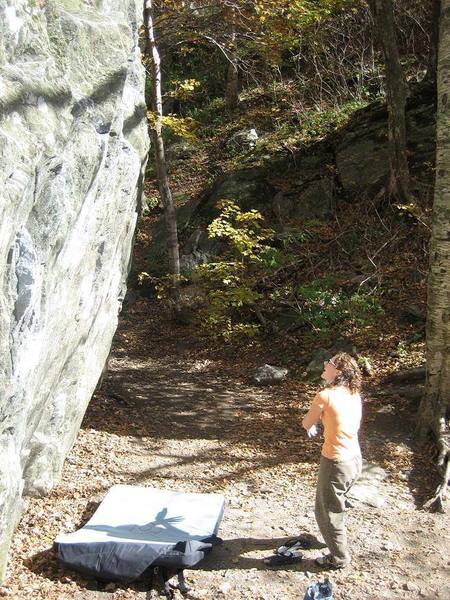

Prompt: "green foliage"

[191,262,262,341]
[147,111,200,143]
[150,196,384,339]
[248,0,360,63]
[396,339,409,359]
[190,201,274,340]
[184,203,384,340]
[144,194,160,211]
[162,199,383,341]
[257,230,309,268]
[207,200,274,259]
[191,97,228,127]
[296,276,384,330]
[213,96,370,169]
[258,247,287,268]
[297,100,368,139]
[163,40,227,107]
[346,293,384,324]
[168,78,202,101]
[189,96,246,141]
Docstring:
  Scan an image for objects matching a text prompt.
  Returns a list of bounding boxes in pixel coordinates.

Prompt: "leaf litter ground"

[3,300,450,600]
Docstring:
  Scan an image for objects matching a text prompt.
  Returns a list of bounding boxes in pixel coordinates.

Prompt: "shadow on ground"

[362,387,435,508]
[26,535,327,597]
[81,310,434,515]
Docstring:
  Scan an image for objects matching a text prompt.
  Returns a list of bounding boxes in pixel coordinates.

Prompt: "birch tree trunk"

[416,0,450,511]
[144,0,181,302]
[368,0,410,202]
[225,6,239,110]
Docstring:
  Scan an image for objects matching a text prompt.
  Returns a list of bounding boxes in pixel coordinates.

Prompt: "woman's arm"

[302,389,329,431]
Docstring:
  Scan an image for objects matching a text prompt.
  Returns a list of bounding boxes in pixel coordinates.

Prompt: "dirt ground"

[2,301,450,600]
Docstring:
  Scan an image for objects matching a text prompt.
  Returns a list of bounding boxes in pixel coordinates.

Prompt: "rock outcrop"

[0,0,149,579]
[147,85,435,273]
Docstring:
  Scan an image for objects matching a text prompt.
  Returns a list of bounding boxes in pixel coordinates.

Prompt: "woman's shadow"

[200,534,326,573]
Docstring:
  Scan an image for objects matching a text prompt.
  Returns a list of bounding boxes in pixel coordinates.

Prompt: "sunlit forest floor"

[4,298,450,599]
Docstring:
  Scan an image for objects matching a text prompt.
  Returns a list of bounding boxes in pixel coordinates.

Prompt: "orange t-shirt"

[302,386,362,461]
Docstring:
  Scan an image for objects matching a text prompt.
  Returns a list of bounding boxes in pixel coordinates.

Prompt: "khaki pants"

[314,454,362,566]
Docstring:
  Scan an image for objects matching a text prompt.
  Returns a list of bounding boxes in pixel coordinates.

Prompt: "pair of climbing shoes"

[277,533,326,553]
[263,533,327,567]
[263,536,306,566]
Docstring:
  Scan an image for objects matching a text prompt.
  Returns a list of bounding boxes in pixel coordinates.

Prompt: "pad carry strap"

[159,567,174,599]
[158,567,190,598]
[177,569,190,595]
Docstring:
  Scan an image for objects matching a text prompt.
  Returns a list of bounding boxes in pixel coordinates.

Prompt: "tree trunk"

[416,0,450,511]
[424,0,441,84]
[144,0,181,303]
[369,0,410,202]
[224,6,239,110]
[225,61,239,110]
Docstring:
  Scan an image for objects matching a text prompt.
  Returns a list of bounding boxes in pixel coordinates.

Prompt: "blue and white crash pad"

[54,484,225,582]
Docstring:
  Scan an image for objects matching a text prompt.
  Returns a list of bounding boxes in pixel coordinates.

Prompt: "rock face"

[335,120,390,193]
[0,0,149,580]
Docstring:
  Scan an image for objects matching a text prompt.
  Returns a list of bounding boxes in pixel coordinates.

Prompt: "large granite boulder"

[0,0,149,580]
[284,177,334,220]
[335,117,390,193]
[207,168,275,214]
[335,91,436,194]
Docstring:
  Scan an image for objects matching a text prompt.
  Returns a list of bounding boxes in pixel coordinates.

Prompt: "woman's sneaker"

[315,554,348,570]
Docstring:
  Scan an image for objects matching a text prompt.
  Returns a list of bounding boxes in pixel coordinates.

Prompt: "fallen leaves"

[3,285,445,600]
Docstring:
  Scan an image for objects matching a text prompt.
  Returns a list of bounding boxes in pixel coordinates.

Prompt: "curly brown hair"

[327,352,362,393]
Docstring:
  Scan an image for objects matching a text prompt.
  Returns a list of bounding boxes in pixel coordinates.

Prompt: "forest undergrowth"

[139,80,433,354]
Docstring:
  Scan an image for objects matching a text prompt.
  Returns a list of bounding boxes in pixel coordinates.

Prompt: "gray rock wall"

[0,0,149,579]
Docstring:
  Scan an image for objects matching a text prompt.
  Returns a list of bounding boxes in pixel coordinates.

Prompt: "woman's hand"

[306,424,319,438]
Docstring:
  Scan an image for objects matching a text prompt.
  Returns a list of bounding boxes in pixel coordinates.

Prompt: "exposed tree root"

[423,434,450,513]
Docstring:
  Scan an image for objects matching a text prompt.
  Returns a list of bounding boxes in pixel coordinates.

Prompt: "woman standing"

[302,352,363,569]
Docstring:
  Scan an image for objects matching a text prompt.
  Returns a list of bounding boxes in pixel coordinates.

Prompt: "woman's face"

[321,355,339,384]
